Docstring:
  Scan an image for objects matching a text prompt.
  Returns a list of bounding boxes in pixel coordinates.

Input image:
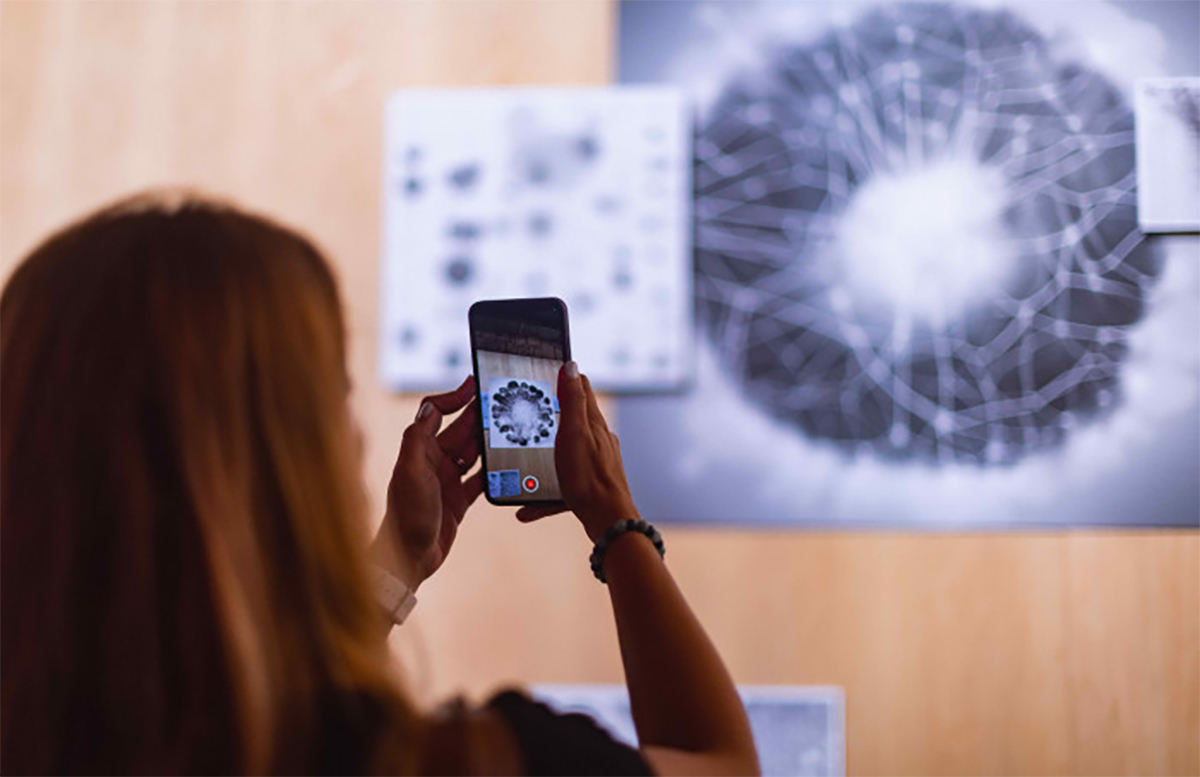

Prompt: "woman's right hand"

[522,364,761,777]
[516,361,639,542]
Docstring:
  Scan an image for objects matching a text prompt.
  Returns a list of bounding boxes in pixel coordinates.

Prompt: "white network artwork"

[692,2,1168,466]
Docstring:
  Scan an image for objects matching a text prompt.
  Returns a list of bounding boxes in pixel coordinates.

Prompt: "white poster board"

[379,87,692,392]
[1136,77,1200,233]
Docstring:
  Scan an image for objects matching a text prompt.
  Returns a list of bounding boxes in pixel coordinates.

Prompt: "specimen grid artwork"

[378,87,692,392]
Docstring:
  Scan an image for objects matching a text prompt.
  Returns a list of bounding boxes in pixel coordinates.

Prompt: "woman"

[0,193,759,776]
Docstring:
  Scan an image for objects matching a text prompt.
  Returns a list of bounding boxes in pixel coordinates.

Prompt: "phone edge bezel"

[469,297,571,507]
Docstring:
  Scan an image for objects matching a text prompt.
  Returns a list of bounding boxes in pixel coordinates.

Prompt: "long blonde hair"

[1,193,423,774]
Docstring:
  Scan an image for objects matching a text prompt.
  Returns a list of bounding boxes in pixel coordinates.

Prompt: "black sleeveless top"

[486,690,652,776]
[318,688,652,776]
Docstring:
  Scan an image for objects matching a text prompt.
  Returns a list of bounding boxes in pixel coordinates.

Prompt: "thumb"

[414,400,444,436]
[516,502,569,523]
[557,361,587,432]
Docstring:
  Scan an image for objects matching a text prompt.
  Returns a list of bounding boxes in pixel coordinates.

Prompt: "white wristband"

[370,565,418,625]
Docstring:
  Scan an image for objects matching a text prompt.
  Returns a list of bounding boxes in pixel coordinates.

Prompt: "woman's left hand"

[371,375,482,591]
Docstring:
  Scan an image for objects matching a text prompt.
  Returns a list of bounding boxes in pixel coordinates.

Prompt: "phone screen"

[469,298,570,505]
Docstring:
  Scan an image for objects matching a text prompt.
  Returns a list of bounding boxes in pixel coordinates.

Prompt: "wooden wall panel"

[1062,534,1200,774]
[1,2,1196,774]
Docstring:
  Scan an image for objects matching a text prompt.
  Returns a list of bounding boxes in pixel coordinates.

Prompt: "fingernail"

[565,361,579,379]
[417,402,434,420]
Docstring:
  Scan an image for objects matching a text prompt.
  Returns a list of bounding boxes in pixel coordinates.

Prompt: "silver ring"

[451,454,469,474]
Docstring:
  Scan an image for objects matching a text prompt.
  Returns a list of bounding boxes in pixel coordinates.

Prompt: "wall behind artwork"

[1,2,1195,774]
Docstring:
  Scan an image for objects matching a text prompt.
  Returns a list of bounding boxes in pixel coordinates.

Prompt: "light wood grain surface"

[2,2,1197,774]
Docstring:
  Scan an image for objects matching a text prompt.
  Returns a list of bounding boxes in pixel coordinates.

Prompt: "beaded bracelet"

[589,519,665,583]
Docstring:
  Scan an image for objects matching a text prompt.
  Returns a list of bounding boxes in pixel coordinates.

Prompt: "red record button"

[522,475,539,493]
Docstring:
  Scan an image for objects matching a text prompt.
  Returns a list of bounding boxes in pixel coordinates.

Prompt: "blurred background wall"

[0,2,1195,774]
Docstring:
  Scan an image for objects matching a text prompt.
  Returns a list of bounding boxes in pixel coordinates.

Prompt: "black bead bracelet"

[589,519,665,583]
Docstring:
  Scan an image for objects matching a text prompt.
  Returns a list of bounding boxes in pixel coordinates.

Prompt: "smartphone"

[469,297,571,506]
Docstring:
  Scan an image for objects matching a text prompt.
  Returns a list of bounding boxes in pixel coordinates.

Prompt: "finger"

[450,434,480,472]
[461,471,484,508]
[422,374,476,418]
[437,507,459,558]
[401,401,445,465]
[515,502,569,523]
[435,441,480,492]
[428,408,481,484]
[443,473,483,542]
[437,396,480,458]
[557,361,591,441]
[580,375,610,437]
[441,465,482,518]
[413,375,476,448]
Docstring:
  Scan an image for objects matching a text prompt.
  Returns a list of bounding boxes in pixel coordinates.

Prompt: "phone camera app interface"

[473,308,566,503]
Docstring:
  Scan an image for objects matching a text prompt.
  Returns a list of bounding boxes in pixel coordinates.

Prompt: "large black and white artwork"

[617,1,1200,527]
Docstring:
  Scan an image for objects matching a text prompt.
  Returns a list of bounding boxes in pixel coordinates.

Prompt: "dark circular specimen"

[576,135,600,160]
[447,221,482,240]
[444,257,474,286]
[397,325,421,349]
[528,212,554,238]
[448,163,481,190]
